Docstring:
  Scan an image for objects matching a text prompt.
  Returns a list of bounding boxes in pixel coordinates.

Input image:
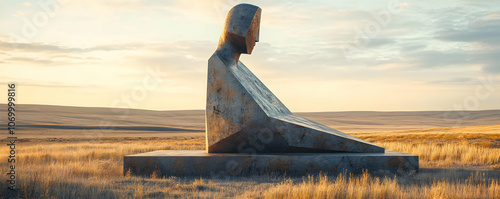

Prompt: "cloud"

[366,38,397,48]
[403,50,470,68]
[350,3,500,73]
[6,57,55,65]
[477,49,500,73]
[483,64,500,73]
[397,47,500,73]
[428,77,475,84]
[435,18,500,45]
[0,40,147,53]
[1,0,499,111]
[0,78,98,88]
[0,41,78,53]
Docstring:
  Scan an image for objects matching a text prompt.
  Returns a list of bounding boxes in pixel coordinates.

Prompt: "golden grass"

[353,124,500,168]
[257,172,500,199]
[376,141,500,168]
[18,137,205,179]
[353,124,500,143]
[0,125,499,198]
[0,137,207,198]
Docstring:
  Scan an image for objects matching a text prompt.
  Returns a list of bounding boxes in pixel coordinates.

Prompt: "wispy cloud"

[0,0,499,111]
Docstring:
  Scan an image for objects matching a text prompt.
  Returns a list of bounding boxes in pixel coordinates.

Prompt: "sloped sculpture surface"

[206,4,384,153]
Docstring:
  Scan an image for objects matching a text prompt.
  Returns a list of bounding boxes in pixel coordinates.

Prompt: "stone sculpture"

[123,4,418,177]
[206,4,384,153]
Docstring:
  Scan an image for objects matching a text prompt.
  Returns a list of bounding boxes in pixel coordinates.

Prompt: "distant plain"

[5,104,500,137]
[1,104,499,198]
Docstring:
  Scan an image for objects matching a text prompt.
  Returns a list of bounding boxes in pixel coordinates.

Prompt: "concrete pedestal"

[124,150,418,177]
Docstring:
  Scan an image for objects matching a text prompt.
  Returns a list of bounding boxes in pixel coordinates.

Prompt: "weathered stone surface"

[206,4,384,153]
[123,4,418,177]
[207,55,384,153]
[124,150,418,176]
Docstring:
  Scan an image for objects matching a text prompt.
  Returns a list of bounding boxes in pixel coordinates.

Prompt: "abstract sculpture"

[206,4,384,153]
[124,4,418,177]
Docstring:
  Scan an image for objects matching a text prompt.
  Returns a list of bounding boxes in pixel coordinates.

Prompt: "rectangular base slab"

[124,150,418,177]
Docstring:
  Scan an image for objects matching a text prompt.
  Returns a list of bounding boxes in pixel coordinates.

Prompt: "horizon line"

[1,103,500,113]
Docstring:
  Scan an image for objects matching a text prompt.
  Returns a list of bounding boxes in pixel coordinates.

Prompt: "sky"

[0,0,499,112]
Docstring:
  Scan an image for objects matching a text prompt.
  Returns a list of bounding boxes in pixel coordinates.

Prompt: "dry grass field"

[1,125,499,198]
[7,104,500,137]
[0,105,499,198]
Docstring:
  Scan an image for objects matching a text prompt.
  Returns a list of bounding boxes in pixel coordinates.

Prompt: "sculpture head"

[217,4,261,54]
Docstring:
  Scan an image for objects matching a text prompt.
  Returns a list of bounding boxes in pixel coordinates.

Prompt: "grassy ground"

[1,125,500,198]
